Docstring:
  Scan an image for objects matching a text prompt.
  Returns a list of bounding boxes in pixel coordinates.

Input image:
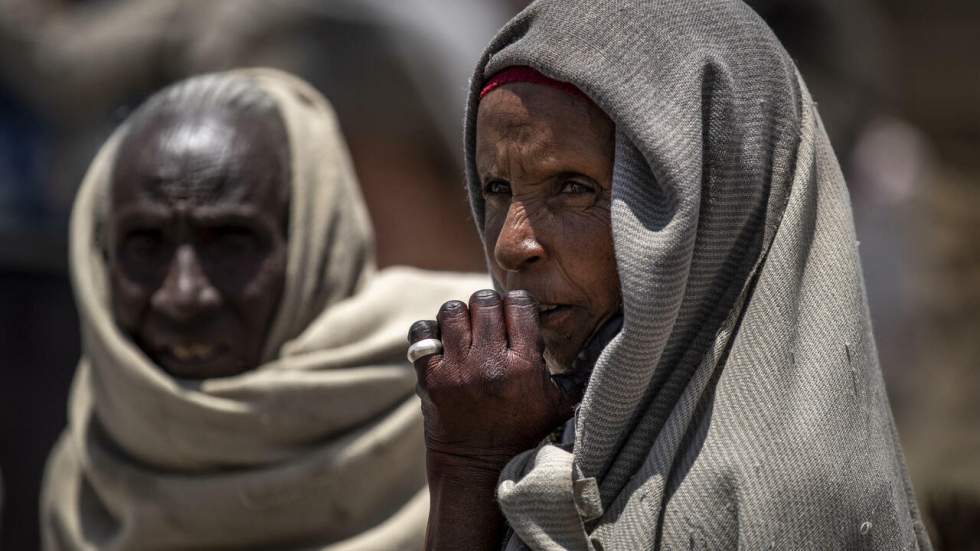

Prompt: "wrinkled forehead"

[109,106,291,209]
[475,83,614,166]
[479,82,609,127]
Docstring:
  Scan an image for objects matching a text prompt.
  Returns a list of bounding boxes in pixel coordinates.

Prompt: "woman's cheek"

[558,209,618,307]
[558,209,612,260]
[482,208,506,263]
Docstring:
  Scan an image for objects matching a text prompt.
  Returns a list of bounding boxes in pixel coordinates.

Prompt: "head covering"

[462,1,932,550]
[480,66,587,101]
[41,68,487,550]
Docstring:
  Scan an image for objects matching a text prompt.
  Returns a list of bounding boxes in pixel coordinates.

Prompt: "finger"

[407,320,442,382]
[469,289,506,352]
[408,319,440,343]
[502,290,542,357]
[437,300,470,362]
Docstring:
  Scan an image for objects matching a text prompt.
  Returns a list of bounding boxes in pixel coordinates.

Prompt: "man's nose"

[151,245,221,323]
[493,201,546,272]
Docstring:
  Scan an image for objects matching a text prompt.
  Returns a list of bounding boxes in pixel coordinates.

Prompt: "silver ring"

[407,338,444,364]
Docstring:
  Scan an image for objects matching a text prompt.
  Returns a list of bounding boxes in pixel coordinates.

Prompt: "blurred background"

[0,0,976,549]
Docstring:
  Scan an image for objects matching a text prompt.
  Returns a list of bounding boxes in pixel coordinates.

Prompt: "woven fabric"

[40,68,488,550]
[479,66,587,101]
[462,2,933,549]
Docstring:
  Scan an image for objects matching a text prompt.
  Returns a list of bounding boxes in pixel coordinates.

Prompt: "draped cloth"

[41,68,487,550]
[462,2,933,549]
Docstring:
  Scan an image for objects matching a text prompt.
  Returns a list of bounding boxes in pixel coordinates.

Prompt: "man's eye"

[123,230,166,258]
[559,180,596,195]
[484,179,512,195]
[204,226,261,254]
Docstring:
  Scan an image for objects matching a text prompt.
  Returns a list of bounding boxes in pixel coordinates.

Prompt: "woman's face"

[476,82,620,372]
[107,108,290,379]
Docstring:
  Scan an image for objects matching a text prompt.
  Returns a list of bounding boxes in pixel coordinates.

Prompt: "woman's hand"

[409,289,576,470]
[408,289,581,551]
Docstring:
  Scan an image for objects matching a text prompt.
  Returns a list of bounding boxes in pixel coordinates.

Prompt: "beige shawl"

[41,68,486,550]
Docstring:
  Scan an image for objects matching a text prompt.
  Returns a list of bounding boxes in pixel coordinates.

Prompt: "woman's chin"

[542,347,570,375]
[541,333,588,375]
[539,307,594,373]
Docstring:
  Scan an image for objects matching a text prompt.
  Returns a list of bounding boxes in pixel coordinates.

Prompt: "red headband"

[479,66,586,101]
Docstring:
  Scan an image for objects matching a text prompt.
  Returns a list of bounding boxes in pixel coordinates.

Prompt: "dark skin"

[409,82,619,550]
[108,106,290,379]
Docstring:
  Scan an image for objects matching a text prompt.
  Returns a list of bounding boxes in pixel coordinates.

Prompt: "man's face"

[107,108,290,379]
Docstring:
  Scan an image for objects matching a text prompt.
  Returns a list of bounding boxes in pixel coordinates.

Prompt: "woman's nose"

[151,245,221,322]
[493,202,546,272]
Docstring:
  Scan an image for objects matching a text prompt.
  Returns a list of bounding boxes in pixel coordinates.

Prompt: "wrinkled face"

[476,82,620,372]
[108,108,290,379]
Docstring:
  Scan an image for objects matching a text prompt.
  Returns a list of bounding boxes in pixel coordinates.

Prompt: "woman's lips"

[538,304,576,329]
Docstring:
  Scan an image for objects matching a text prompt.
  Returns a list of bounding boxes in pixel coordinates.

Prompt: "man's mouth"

[167,343,219,362]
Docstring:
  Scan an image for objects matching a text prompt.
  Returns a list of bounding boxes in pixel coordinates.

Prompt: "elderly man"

[41,69,485,550]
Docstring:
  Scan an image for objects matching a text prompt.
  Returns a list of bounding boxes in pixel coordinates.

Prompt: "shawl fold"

[463,2,932,549]
[41,68,487,550]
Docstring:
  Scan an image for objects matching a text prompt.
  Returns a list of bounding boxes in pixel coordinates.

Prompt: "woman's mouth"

[537,304,575,327]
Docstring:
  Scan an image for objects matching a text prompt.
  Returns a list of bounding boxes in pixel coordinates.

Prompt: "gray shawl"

[462,2,933,549]
[41,68,487,550]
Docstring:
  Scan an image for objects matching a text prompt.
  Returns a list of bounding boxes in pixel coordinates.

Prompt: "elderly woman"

[41,69,485,550]
[407,1,934,549]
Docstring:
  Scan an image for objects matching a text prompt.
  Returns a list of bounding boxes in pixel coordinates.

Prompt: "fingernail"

[441,300,466,313]
[408,320,437,342]
[474,289,500,302]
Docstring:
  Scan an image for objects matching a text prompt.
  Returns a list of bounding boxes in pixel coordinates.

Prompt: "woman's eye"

[559,180,596,195]
[484,180,512,195]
